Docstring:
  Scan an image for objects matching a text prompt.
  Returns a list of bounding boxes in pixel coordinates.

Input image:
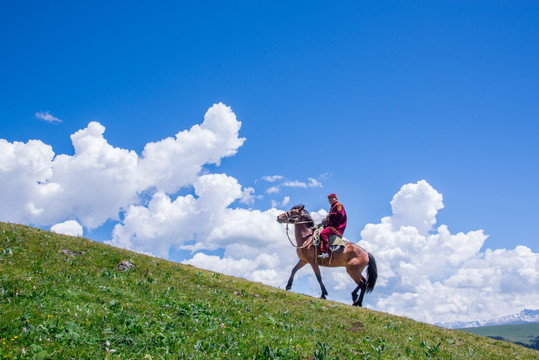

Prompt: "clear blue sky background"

[1,0,538,252]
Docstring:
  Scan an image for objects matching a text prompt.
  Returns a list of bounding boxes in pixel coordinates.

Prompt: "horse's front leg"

[286,260,306,290]
[310,262,328,299]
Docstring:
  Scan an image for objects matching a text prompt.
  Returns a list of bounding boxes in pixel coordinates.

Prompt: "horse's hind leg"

[347,266,366,306]
[286,260,306,290]
[354,277,367,307]
[351,284,361,304]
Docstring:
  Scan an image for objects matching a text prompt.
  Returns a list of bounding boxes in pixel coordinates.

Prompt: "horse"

[277,204,377,307]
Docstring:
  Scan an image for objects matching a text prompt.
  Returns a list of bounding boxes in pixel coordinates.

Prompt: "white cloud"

[261,175,283,182]
[138,103,245,193]
[50,220,83,236]
[107,173,244,258]
[35,111,62,124]
[281,177,322,189]
[358,180,538,324]
[239,187,260,205]
[307,178,322,188]
[48,121,141,228]
[0,103,245,230]
[387,180,444,235]
[262,176,322,195]
[271,196,290,208]
[283,180,307,188]
[183,253,290,288]
[0,139,56,224]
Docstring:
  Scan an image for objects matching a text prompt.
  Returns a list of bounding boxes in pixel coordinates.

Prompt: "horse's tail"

[365,252,378,294]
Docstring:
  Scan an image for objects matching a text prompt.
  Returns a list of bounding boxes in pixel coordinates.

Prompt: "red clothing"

[320,201,347,253]
[326,201,347,236]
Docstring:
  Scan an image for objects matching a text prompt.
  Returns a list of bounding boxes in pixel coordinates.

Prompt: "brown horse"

[277,204,377,307]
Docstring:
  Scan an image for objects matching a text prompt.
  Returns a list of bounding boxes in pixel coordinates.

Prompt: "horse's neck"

[294,223,312,245]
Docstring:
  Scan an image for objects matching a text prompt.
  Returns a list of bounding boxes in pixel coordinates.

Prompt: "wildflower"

[22,348,26,355]
[23,327,27,333]
[106,341,110,347]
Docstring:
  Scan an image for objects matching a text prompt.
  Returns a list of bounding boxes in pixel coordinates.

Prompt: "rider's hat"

[328,193,337,199]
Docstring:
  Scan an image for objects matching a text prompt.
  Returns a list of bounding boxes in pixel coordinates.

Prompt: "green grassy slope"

[1,222,537,359]
[462,323,539,349]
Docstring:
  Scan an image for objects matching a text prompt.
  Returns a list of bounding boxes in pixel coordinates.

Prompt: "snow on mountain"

[438,309,539,329]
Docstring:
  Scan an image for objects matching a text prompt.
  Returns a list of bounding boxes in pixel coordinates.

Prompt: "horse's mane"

[291,204,314,227]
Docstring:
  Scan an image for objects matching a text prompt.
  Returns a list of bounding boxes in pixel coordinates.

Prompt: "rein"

[284,212,313,249]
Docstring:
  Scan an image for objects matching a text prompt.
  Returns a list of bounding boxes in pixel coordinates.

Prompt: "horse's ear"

[299,204,305,211]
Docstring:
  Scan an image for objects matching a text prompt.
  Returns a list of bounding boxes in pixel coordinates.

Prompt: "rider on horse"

[318,193,347,259]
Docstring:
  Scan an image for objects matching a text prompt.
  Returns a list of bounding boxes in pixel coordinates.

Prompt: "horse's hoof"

[320,295,326,300]
[285,286,291,291]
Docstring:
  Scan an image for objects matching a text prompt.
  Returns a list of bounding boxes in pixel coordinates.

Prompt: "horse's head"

[276,204,314,226]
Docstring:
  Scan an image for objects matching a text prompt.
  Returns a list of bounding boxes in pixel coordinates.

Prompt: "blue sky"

[1,1,538,324]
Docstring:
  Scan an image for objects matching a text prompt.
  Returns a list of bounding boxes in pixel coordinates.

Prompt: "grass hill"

[1,221,537,359]
[462,323,539,350]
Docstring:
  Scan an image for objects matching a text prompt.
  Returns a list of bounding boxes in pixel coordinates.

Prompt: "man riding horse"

[318,193,347,259]
[277,201,377,306]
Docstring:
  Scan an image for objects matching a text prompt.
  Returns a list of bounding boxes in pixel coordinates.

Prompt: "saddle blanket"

[312,223,346,248]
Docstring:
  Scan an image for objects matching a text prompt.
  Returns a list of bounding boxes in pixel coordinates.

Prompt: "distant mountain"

[439,309,539,329]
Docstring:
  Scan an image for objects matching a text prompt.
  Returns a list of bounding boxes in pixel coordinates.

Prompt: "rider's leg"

[319,228,331,254]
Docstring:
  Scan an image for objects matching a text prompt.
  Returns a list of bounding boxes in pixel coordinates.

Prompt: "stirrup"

[318,252,329,259]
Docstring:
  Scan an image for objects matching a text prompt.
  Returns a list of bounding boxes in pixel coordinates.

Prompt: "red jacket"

[326,201,347,237]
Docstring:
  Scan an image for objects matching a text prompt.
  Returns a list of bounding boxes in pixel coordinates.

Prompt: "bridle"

[282,210,314,249]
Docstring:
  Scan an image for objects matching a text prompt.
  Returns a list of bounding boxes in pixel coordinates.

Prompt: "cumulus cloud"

[35,111,62,124]
[239,187,260,205]
[184,253,291,287]
[0,139,56,224]
[357,180,538,324]
[108,173,247,258]
[50,220,83,236]
[138,104,245,193]
[0,103,245,230]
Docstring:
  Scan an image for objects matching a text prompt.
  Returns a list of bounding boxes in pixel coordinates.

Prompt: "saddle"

[311,224,346,252]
